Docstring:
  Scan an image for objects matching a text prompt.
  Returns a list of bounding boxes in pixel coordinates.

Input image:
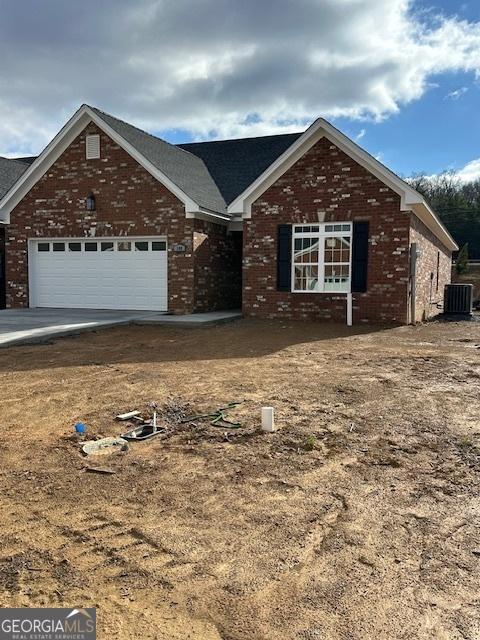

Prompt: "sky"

[0,0,479,181]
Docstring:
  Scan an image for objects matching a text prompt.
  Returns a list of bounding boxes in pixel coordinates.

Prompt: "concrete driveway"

[0,308,165,347]
[0,308,242,347]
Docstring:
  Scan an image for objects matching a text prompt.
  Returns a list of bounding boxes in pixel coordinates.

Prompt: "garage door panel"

[29,238,168,311]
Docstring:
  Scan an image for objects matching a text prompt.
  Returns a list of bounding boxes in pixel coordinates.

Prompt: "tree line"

[406,172,480,260]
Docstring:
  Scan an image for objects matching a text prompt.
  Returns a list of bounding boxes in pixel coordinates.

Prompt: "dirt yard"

[0,318,479,639]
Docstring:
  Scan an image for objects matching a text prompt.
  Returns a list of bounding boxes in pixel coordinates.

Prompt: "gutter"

[411,201,458,252]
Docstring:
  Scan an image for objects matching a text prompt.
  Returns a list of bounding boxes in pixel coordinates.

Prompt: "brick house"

[0,105,457,324]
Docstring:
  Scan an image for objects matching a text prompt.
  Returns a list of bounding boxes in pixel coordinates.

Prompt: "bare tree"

[405,171,480,259]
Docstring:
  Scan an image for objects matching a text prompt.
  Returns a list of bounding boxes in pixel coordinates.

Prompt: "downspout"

[427,271,434,321]
[409,242,420,325]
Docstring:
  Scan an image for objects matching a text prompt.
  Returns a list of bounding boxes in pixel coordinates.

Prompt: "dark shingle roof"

[13,156,36,165]
[0,157,30,200]
[91,107,227,214]
[178,133,302,205]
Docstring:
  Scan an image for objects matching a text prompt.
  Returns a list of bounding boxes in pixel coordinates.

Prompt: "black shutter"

[277,224,292,291]
[351,221,369,292]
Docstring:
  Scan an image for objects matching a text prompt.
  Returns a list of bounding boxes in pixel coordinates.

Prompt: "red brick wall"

[0,225,5,309]
[5,123,229,314]
[410,213,452,322]
[193,220,242,311]
[243,136,410,324]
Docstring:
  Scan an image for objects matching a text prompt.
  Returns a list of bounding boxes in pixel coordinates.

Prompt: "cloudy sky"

[1,0,479,179]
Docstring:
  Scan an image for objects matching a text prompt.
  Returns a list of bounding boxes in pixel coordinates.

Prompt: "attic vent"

[86,134,100,159]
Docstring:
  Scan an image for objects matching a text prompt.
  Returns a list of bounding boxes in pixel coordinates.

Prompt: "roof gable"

[0,105,228,222]
[227,118,458,251]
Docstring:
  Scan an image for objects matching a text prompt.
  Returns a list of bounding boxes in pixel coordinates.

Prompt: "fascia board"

[186,209,230,225]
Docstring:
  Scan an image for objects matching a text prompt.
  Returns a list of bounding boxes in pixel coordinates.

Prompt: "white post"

[261,407,276,432]
[346,293,353,326]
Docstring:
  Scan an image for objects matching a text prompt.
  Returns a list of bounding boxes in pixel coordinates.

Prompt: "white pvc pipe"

[347,293,353,326]
[261,407,275,432]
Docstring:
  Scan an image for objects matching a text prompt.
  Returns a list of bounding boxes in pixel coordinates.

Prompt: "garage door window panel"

[85,242,98,252]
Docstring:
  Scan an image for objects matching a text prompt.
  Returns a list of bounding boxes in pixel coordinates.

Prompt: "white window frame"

[291,222,352,294]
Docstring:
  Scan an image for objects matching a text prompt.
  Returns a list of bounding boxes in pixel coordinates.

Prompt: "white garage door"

[29,238,168,311]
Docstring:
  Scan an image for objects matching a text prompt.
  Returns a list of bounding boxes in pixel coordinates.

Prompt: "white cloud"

[355,129,366,141]
[457,158,480,182]
[445,86,469,100]
[0,0,480,154]
[424,158,480,183]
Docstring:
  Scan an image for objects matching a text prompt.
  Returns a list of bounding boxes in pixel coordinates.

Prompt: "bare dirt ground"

[0,318,479,639]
